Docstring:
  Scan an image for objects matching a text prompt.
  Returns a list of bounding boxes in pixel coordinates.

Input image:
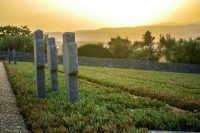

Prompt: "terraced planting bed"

[5,62,200,132]
[74,66,200,112]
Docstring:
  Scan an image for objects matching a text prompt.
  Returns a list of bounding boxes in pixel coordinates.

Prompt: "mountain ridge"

[47,24,200,42]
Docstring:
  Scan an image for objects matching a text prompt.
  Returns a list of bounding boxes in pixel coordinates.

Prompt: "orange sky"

[1,0,200,32]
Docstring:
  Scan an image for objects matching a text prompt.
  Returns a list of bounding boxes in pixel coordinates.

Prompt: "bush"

[108,36,132,59]
[159,35,200,64]
[78,43,113,58]
[131,31,159,61]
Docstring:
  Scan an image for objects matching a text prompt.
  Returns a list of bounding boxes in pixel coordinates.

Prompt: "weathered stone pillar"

[47,37,58,91]
[8,49,11,64]
[33,30,46,98]
[12,49,17,64]
[62,32,78,103]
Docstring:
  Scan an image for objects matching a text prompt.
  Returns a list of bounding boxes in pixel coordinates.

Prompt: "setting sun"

[1,0,200,31]
[47,0,185,27]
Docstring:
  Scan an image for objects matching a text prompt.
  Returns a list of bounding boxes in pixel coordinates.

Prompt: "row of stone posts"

[33,30,78,103]
[8,49,17,64]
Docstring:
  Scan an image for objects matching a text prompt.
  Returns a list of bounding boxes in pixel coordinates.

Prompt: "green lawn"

[74,66,200,111]
[5,62,200,133]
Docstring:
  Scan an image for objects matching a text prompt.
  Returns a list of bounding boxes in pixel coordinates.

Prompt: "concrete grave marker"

[47,37,58,91]
[34,30,46,98]
[62,32,79,103]
[12,49,17,64]
[8,49,11,64]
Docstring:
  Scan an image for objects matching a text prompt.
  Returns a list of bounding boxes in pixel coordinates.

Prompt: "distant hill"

[47,24,200,43]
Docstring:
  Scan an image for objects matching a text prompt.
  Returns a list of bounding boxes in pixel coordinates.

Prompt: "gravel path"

[0,62,28,133]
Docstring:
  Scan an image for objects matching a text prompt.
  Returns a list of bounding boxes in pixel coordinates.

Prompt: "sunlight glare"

[48,0,185,27]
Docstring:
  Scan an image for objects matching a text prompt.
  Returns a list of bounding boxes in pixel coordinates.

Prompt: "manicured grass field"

[5,62,200,133]
[74,66,200,111]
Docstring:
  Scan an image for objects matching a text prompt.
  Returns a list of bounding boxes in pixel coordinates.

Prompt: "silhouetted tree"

[0,25,31,37]
[174,38,200,64]
[158,34,176,62]
[132,41,145,49]
[143,30,155,45]
[143,30,158,61]
[158,34,200,64]
[131,31,159,61]
[0,25,33,52]
[78,43,112,58]
[108,36,132,59]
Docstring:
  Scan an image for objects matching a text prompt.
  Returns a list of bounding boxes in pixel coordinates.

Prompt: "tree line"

[1,25,200,64]
[0,25,33,52]
[79,31,200,64]
[0,25,50,53]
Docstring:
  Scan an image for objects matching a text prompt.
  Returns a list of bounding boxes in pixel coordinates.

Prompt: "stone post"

[47,37,58,91]
[62,32,78,103]
[8,49,11,64]
[33,30,46,98]
[12,49,17,64]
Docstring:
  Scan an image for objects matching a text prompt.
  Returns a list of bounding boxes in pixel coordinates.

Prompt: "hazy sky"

[1,0,200,32]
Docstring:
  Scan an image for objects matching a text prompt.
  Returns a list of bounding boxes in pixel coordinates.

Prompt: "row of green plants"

[79,66,200,89]
[5,62,200,132]
[56,65,200,112]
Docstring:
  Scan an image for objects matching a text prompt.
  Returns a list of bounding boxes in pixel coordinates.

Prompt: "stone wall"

[0,51,34,62]
[78,56,200,73]
[1,51,200,73]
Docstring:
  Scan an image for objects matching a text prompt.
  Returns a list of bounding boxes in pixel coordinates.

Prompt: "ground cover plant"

[5,62,200,132]
[57,65,200,112]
